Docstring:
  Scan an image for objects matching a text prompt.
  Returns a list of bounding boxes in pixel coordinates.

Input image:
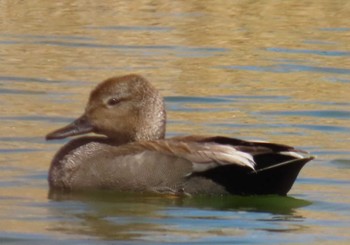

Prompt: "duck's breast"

[49,138,194,193]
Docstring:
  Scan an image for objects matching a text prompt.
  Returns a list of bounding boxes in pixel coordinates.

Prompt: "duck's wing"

[170,135,313,171]
[131,140,256,173]
[120,137,313,195]
[166,135,314,195]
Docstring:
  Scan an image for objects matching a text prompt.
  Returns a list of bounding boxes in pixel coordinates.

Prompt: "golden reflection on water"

[0,0,349,243]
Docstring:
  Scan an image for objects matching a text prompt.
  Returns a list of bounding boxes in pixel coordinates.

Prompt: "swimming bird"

[46,74,313,196]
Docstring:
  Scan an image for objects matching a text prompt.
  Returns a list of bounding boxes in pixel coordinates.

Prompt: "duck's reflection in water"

[47,189,311,241]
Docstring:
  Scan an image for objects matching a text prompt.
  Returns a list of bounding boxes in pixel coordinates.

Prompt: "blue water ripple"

[319,27,350,32]
[31,40,229,53]
[261,110,350,119]
[0,115,74,123]
[0,76,83,84]
[217,64,350,74]
[266,47,350,57]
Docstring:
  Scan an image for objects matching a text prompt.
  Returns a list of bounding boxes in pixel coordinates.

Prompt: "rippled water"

[0,1,349,244]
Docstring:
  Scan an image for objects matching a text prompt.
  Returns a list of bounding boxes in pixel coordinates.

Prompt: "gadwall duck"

[46,74,314,196]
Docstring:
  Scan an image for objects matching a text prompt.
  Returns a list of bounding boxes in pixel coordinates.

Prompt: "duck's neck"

[135,121,166,142]
[108,107,166,145]
[138,107,166,141]
[134,94,167,142]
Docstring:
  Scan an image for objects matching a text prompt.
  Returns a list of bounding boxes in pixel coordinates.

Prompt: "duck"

[46,74,314,196]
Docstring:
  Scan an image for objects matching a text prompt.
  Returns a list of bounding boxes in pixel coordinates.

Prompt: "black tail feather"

[198,156,313,195]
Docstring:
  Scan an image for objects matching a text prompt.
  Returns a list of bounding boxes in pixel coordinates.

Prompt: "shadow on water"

[46,190,311,240]
[49,189,311,214]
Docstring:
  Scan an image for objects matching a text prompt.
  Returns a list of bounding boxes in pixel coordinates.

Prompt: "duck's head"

[46,74,166,143]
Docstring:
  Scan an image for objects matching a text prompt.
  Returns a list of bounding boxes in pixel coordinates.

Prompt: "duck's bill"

[46,115,94,140]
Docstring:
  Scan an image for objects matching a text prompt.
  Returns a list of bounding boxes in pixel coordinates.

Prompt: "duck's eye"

[107,98,121,106]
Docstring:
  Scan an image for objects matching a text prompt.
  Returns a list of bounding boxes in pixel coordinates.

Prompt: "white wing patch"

[136,140,256,174]
[249,139,268,143]
[189,144,256,173]
[279,151,304,159]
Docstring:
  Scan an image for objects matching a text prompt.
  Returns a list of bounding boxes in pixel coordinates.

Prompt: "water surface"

[0,1,349,244]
